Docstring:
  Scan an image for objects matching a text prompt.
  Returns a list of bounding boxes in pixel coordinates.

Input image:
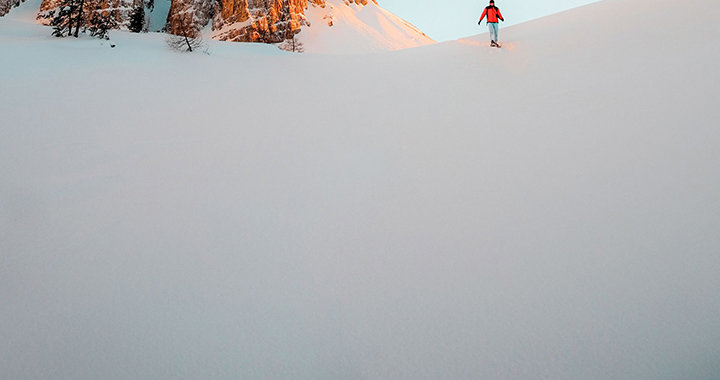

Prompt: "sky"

[379,0,602,42]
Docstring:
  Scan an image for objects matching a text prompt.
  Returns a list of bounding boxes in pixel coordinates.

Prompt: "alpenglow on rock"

[33,0,375,43]
[208,0,314,43]
[209,0,388,44]
[164,0,315,43]
[30,0,432,52]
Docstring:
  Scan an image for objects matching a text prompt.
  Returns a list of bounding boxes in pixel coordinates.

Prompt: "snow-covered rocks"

[209,0,434,53]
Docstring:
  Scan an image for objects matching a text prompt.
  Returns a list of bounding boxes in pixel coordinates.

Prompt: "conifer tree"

[71,0,86,37]
[86,10,117,39]
[46,0,117,40]
[49,0,77,37]
[128,2,145,33]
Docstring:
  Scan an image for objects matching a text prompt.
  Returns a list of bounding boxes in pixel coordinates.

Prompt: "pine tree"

[86,11,117,39]
[128,2,145,33]
[46,0,118,40]
[49,0,77,37]
[71,0,86,37]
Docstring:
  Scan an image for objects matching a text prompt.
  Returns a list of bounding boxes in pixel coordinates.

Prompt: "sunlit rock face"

[165,0,215,36]
[207,0,376,43]
[211,0,311,43]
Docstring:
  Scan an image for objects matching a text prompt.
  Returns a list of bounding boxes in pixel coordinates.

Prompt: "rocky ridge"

[31,0,376,44]
[5,0,424,51]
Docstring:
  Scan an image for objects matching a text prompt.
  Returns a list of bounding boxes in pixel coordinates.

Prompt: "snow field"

[1,0,720,379]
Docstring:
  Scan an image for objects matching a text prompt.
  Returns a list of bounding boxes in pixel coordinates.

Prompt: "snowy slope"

[1,0,719,379]
[300,0,435,53]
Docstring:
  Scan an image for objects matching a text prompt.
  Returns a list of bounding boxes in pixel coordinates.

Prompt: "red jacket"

[480,6,504,23]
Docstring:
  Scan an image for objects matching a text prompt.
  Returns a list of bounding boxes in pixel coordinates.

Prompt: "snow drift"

[1,0,719,379]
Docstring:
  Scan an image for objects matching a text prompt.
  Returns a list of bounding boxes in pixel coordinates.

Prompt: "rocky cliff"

[164,0,214,35]
[210,0,314,43]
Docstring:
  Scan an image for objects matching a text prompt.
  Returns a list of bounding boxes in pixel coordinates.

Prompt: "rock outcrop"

[168,0,379,43]
[208,0,378,43]
[165,0,214,36]
[209,0,308,43]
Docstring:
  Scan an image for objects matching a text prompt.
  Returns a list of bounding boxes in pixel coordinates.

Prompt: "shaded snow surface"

[1,0,720,379]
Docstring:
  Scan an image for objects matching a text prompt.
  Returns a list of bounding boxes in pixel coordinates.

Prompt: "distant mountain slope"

[299,0,434,53]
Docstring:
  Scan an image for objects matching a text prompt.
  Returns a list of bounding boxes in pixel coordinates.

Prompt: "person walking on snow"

[479,0,504,47]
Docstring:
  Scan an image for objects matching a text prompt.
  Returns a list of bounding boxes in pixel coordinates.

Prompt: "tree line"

[42,0,150,39]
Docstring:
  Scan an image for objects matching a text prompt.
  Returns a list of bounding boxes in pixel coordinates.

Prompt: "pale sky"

[379,0,602,42]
